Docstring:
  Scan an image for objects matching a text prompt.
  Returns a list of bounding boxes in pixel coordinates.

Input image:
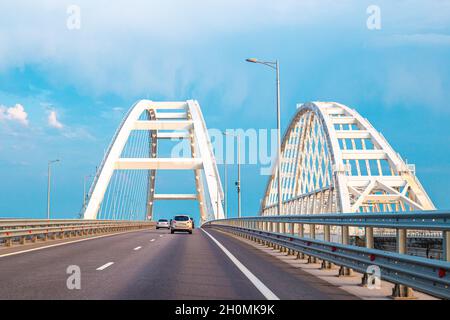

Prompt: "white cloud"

[0,0,357,100]
[47,110,63,129]
[0,104,29,126]
[0,1,449,109]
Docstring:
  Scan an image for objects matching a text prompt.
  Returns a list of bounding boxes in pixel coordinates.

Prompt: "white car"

[170,215,193,234]
[156,219,170,229]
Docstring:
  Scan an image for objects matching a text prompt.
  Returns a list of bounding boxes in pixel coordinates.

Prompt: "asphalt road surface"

[0,228,357,300]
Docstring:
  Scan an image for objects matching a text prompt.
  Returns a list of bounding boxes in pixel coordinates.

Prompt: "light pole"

[224,131,241,218]
[236,134,241,218]
[47,159,60,220]
[246,57,282,216]
[224,146,228,219]
[222,131,233,219]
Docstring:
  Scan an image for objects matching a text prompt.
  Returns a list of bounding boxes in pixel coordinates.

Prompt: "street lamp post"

[236,134,241,218]
[222,132,228,219]
[224,131,241,218]
[47,159,60,220]
[246,58,282,216]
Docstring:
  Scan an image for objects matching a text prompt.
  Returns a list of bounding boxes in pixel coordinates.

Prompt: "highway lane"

[0,227,357,300]
[204,228,358,300]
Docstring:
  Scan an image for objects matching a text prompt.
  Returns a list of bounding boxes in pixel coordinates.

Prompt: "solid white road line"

[201,229,279,300]
[159,235,164,237]
[133,246,142,251]
[150,239,156,242]
[96,262,114,271]
[0,228,150,259]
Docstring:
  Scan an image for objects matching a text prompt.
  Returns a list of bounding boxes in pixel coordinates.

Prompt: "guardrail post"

[397,229,407,254]
[280,223,288,252]
[324,225,330,242]
[365,227,374,249]
[361,227,375,286]
[392,283,415,299]
[307,224,318,264]
[260,221,265,245]
[338,226,353,276]
[321,225,332,269]
[297,224,305,259]
[252,221,257,241]
[392,228,415,299]
[263,222,268,246]
[274,224,280,250]
[288,223,296,256]
[298,224,304,238]
[269,222,275,248]
[244,221,248,240]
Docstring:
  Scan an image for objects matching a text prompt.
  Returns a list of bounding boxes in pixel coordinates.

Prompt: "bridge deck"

[0,228,357,300]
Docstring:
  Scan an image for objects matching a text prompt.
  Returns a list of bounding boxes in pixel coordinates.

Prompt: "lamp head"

[245,58,258,63]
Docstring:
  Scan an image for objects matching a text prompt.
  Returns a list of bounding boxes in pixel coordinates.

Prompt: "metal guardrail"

[203,211,450,299]
[220,211,450,230]
[0,219,155,247]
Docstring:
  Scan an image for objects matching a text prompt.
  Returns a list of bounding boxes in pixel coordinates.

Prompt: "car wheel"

[171,230,174,234]
[189,231,192,234]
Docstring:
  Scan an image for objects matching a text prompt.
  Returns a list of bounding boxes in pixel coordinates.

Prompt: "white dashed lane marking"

[96,262,114,271]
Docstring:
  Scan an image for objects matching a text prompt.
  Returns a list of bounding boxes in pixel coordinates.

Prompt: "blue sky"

[0,1,449,221]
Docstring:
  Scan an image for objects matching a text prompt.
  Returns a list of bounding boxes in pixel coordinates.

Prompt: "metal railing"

[203,210,450,299]
[0,219,155,247]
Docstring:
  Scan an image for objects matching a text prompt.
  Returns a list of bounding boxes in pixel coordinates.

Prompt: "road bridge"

[1,100,448,300]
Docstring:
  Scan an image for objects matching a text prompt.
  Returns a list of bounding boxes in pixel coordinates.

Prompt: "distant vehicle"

[156,219,170,229]
[189,217,195,229]
[171,215,193,234]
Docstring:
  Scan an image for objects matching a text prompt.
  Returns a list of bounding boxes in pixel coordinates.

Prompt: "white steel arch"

[83,100,224,223]
[261,102,435,216]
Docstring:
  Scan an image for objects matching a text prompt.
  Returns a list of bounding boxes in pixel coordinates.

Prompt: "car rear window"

[174,216,189,221]
[158,219,168,222]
